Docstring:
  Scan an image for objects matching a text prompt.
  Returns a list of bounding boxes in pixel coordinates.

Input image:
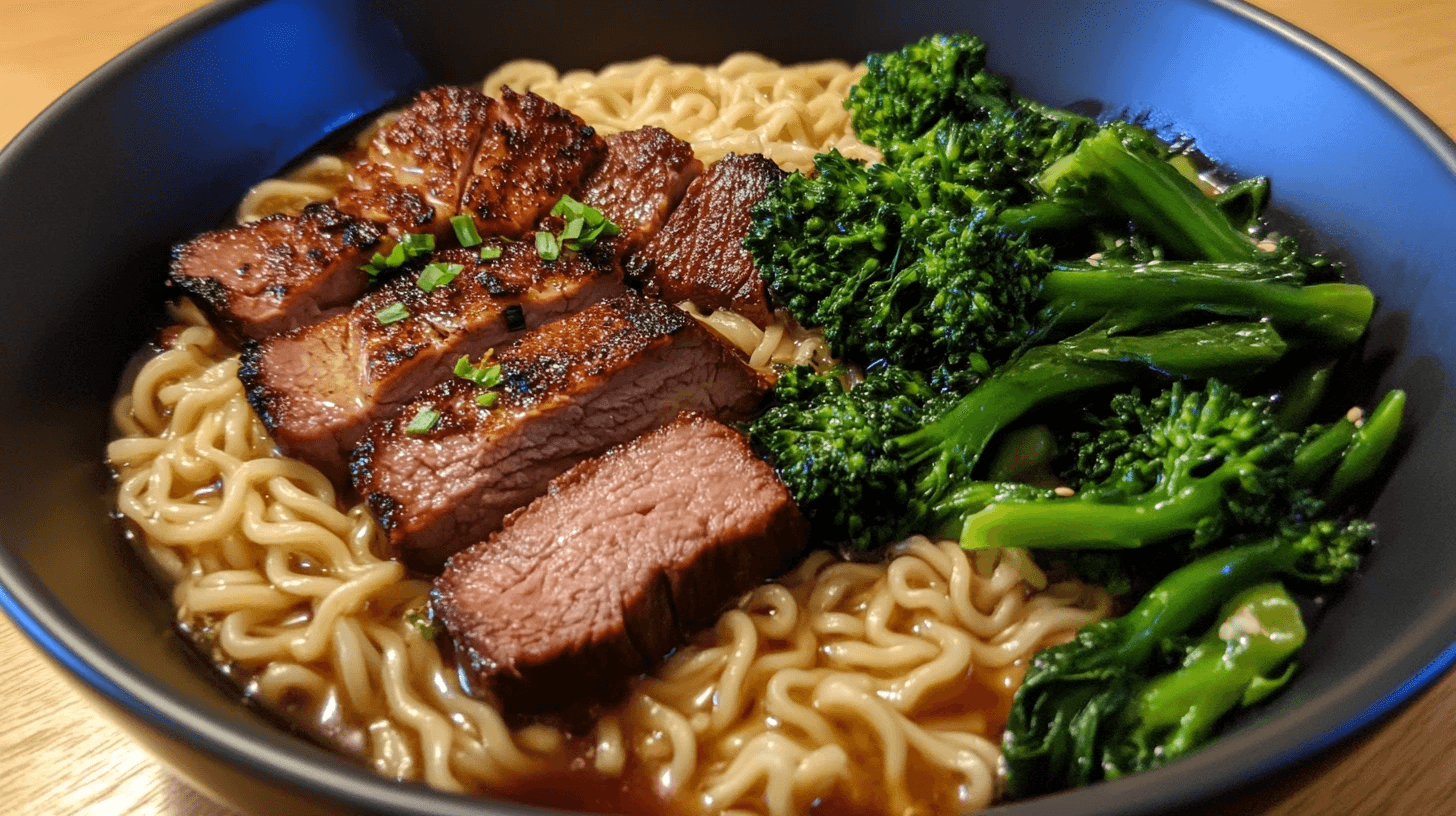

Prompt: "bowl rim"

[2,0,1456,814]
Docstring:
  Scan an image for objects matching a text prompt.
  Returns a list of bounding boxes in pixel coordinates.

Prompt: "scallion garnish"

[375,301,410,324]
[550,195,586,220]
[454,351,503,388]
[404,608,438,640]
[416,262,464,293]
[404,405,441,435]
[455,351,503,408]
[450,214,483,247]
[536,231,562,261]
[545,194,620,253]
[401,233,435,254]
[480,245,503,260]
[362,232,436,279]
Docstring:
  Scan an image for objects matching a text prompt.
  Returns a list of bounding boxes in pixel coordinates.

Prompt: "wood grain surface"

[1,1,1454,814]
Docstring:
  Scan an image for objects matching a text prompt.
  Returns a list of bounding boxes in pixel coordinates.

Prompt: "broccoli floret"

[845,32,1008,149]
[748,322,1292,549]
[752,36,1350,390]
[749,149,1057,391]
[958,381,1404,553]
[1002,519,1371,798]
[746,365,935,548]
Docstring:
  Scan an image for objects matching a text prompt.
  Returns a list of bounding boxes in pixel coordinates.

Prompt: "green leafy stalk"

[1102,582,1306,778]
[1003,520,1369,799]
[959,381,1403,553]
[1038,122,1264,263]
[1039,265,1374,347]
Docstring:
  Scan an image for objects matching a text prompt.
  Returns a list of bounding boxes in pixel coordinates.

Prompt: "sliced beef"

[334,86,497,237]
[241,241,623,484]
[335,86,605,243]
[352,293,771,571]
[628,153,787,327]
[568,127,702,266]
[433,413,806,716]
[169,203,385,339]
[456,87,607,239]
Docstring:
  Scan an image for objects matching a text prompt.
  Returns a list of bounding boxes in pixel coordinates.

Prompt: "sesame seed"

[1346,406,1365,427]
[1054,486,1076,497]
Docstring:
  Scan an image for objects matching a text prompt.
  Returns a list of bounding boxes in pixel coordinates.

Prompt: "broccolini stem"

[1110,536,1304,665]
[895,322,1288,478]
[957,461,1238,551]
[1040,269,1374,347]
[1039,123,1264,263]
[1276,360,1337,430]
[1291,417,1358,485]
[1327,389,1406,502]
[1104,582,1306,777]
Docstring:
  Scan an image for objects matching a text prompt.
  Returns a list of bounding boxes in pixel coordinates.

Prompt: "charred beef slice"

[334,86,498,238]
[456,87,607,239]
[176,86,605,340]
[628,153,787,326]
[169,203,385,340]
[336,86,605,241]
[564,127,702,266]
[352,293,771,570]
[240,241,624,485]
[432,413,806,716]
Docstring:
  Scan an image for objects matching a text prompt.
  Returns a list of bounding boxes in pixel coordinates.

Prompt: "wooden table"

[1,1,1453,814]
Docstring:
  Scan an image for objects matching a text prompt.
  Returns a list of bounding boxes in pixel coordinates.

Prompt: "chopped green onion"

[450,214,483,247]
[456,351,504,408]
[562,218,584,241]
[416,262,464,293]
[454,352,503,388]
[363,232,435,279]
[400,233,435,254]
[551,194,586,220]
[480,245,503,260]
[503,304,526,332]
[536,231,561,261]
[375,301,410,324]
[404,608,437,640]
[404,405,441,435]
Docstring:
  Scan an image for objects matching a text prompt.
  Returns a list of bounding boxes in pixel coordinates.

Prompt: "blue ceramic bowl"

[1,1,1453,813]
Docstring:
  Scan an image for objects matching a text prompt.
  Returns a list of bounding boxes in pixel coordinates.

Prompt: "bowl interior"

[2,1,1455,814]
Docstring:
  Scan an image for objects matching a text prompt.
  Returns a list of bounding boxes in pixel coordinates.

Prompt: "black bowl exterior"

[1,1,1455,815]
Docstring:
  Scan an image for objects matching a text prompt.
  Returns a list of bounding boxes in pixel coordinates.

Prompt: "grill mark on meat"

[629,153,787,326]
[457,88,607,239]
[335,86,497,238]
[240,241,623,485]
[169,202,385,339]
[557,127,702,267]
[177,86,612,342]
[431,414,806,717]
[352,294,771,571]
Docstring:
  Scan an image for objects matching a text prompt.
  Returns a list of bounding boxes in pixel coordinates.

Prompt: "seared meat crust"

[352,293,771,570]
[433,413,806,717]
[169,202,384,339]
[240,242,624,484]
[629,153,787,326]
